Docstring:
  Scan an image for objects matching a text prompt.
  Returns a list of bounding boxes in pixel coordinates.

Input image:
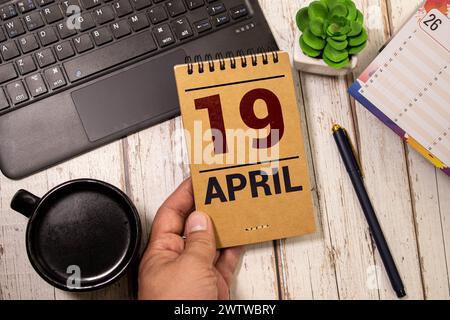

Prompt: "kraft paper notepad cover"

[174,51,316,248]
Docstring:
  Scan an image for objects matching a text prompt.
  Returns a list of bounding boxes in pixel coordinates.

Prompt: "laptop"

[0,0,277,179]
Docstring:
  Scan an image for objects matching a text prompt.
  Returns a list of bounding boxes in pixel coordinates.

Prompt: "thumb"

[182,211,216,265]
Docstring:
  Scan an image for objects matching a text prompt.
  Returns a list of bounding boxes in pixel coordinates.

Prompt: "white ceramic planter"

[293,29,358,76]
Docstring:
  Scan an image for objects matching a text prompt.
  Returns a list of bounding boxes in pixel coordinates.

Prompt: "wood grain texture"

[260,0,340,300]
[437,170,450,295]
[349,0,423,300]
[387,0,450,299]
[1,0,448,300]
[0,142,129,299]
[299,73,380,300]
[287,0,385,300]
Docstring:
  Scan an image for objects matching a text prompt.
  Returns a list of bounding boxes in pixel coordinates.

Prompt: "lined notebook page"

[358,8,450,166]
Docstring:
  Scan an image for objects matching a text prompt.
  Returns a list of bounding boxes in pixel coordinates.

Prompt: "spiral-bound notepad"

[174,51,315,248]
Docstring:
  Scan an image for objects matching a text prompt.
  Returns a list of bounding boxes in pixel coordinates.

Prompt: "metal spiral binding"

[185,48,279,74]
[205,54,214,72]
[193,55,204,73]
[215,52,226,70]
[237,49,247,67]
[247,48,258,66]
[185,56,193,74]
[225,51,236,69]
[257,47,269,65]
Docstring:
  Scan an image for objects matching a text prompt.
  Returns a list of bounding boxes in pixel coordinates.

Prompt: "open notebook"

[349,0,450,177]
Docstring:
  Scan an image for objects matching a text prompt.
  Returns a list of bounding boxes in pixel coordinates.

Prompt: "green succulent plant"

[296,0,368,69]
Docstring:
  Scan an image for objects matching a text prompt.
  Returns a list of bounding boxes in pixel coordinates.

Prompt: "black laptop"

[0,0,277,179]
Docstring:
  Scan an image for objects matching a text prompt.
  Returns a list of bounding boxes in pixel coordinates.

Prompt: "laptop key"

[111,20,131,38]
[37,0,55,7]
[92,27,113,45]
[44,66,66,89]
[35,48,55,67]
[78,12,96,31]
[212,12,229,26]
[166,0,186,17]
[1,41,20,60]
[153,24,175,47]
[73,34,94,53]
[185,0,204,10]
[17,0,37,14]
[63,31,157,82]
[61,0,81,16]
[0,88,9,111]
[113,0,133,17]
[207,2,225,15]
[129,12,149,31]
[147,5,167,24]
[172,17,192,40]
[19,34,40,53]
[93,6,115,25]
[6,80,29,104]
[80,0,101,9]
[131,0,151,11]
[24,11,45,31]
[55,41,75,60]
[26,73,48,97]
[56,21,77,38]
[0,4,18,20]
[230,4,248,19]
[0,63,18,84]
[193,18,211,33]
[38,27,58,45]
[42,4,64,24]
[4,18,25,38]
[16,55,37,75]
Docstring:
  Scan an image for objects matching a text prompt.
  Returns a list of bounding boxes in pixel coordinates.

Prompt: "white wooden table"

[1,0,449,300]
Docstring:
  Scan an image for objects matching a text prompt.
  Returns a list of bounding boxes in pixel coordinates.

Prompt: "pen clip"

[342,127,364,178]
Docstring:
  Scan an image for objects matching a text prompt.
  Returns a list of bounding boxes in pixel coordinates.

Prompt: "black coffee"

[29,183,135,287]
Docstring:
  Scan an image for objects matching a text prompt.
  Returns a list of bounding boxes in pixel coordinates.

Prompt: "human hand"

[138,178,243,300]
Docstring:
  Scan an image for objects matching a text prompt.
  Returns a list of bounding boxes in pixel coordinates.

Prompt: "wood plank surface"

[0,0,448,300]
[349,0,423,300]
[387,0,450,299]
[260,0,340,300]
[0,142,129,299]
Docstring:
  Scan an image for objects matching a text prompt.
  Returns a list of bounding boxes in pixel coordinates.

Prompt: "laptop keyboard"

[0,0,250,113]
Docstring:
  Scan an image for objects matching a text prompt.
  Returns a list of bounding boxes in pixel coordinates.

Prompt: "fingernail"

[186,211,208,234]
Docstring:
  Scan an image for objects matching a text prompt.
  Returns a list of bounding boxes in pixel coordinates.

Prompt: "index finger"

[150,178,195,241]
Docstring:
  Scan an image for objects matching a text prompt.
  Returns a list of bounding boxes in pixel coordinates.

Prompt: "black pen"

[332,124,406,298]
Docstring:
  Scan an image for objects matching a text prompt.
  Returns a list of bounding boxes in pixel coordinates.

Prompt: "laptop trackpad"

[72,49,186,142]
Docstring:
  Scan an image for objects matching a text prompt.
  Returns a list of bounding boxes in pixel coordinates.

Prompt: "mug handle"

[11,190,40,218]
